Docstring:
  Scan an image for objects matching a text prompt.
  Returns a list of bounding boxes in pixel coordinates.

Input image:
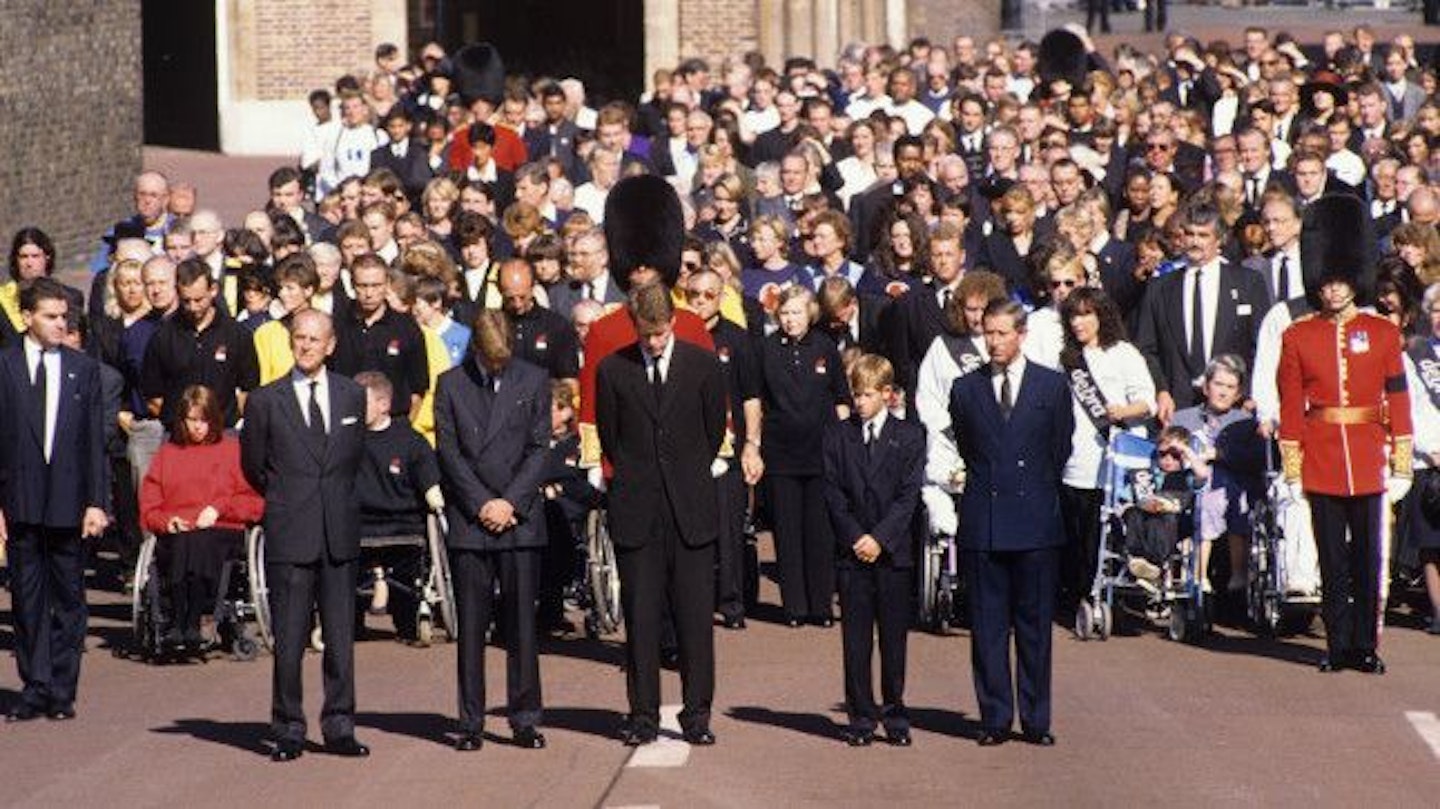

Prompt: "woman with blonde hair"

[1393,221,1440,286]
[420,176,461,239]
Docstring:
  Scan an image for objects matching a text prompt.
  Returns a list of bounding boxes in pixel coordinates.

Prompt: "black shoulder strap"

[1407,339,1440,412]
[941,333,986,378]
[1061,349,1114,435]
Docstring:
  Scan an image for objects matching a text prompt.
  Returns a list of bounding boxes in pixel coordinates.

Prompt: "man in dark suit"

[1134,205,1271,422]
[239,309,369,762]
[370,108,434,206]
[948,299,1074,746]
[547,228,628,320]
[435,310,552,752]
[0,279,109,722]
[524,83,583,182]
[818,277,889,355]
[595,283,726,747]
[890,224,965,394]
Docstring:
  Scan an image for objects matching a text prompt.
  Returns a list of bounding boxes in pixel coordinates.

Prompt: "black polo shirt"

[509,304,580,380]
[758,329,847,476]
[139,309,259,427]
[358,420,441,537]
[332,306,430,416]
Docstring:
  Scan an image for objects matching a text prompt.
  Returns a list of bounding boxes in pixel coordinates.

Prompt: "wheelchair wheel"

[1167,604,1188,643]
[232,630,260,662]
[245,527,274,651]
[917,537,943,632]
[426,513,458,642]
[131,533,159,652]
[1075,600,1095,641]
[586,510,622,635]
[1097,601,1113,641]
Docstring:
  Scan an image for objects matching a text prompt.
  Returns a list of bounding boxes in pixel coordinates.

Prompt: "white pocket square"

[341,416,359,426]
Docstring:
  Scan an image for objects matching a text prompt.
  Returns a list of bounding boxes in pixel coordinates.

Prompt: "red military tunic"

[1277,310,1413,496]
[578,305,715,468]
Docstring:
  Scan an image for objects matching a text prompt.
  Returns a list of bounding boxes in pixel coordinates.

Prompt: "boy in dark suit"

[823,354,924,747]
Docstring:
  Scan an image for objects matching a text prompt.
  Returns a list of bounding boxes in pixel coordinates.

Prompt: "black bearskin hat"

[453,43,505,107]
[1300,194,1376,308]
[1038,28,1089,92]
[604,174,684,291]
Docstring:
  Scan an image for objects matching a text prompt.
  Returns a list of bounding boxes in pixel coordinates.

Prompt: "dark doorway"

[143,0,219,150]
[439,0,645,104]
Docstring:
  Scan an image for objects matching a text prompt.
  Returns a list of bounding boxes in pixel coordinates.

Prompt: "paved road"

[2,538,1439,808]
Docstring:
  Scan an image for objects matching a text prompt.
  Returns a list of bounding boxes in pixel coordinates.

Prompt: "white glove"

[1387,476,1413,504]
[710,458,730,479]
[587,466,607,493]
[1284,480,1306,504]
[424,485,445,512]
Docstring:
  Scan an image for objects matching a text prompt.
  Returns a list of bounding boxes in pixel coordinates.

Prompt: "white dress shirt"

[291,367,332,433]
[644,334,675,384]
[991,356,1026,408]
[1183,259,1223,360]
[24,337,60,463]
[862,409,888,446]
[1272,244,1303,301]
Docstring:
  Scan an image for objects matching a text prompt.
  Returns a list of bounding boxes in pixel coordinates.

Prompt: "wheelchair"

[1246,471,1322,636]
[128,529,267,663]
[247,512,458,649]
[582,508,623,638]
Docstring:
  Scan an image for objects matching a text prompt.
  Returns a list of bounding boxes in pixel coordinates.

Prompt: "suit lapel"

[862,418,893,484]
[1163,275,1193,374]
[1213,264,1237,359]
[14,353,44,449]
[481,370,508,449]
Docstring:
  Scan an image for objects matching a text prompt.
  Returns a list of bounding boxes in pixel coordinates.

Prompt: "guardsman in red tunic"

[1277,196,1412,675]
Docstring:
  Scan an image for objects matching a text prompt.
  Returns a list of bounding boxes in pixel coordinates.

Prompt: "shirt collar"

[291,366,328,387]
[863,409,888,438]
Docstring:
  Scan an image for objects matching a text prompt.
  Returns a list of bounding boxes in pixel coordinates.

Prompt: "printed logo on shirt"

[814,356,828,375]
[718,346,731,363]
[389,457,402,475]
[535,333,548,351]
[387,339,401,357]
[1350,330,1370,355]
[214,345,227,363]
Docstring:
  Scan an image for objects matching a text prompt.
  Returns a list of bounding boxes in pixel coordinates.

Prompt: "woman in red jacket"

[140,385,264,648]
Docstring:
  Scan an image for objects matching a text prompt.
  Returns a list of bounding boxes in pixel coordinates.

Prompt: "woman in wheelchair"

[140,385,264,649]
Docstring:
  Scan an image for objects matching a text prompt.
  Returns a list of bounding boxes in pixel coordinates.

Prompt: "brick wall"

[0,1,143,273]
[252,0,376,101]
[679,0,761,69]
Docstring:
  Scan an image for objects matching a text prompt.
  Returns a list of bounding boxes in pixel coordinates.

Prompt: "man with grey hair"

[307,242,347,316]
[549,228,624,318]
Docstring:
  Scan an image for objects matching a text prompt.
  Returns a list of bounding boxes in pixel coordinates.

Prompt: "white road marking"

[1405,711,1440,760]
[625,704,691,768]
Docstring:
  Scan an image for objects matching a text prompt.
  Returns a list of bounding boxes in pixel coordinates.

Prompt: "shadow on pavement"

[150,718,274,756]
[356,711,454,746]
[908,706,985,740]
[1195,632,1324,667]
[521,705,625,740]
[726,705,846,741]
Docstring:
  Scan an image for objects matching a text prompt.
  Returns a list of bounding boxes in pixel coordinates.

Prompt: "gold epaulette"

[579,422,602,469]
[1279,439,1303,482]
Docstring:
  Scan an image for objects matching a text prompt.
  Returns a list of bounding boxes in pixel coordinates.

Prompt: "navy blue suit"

[949,359,1074,736]
[0,343,107,714]
[823,414,925,734]
[434,357,551,734]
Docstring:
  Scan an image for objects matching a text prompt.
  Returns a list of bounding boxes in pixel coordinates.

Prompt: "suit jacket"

[975,231,1036,301]
[547,274,628,320]
[1133,259,1271,408]
[435,358,551,551]
[822,415,925,567]
[849,180,901,261]
[892,283,951,393]
[948,362,1074,552]
[369,139,434,204]
[595,340,726,549]
[239,371,366,564]
[1094,237,1142,313]
[0,345,107,528]
[524,120,583,181]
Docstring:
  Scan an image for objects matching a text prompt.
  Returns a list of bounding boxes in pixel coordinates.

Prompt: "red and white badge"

[814,356,827,374]
[535,333,548,351]
[214,345,227,362]
[387,339,401,357]
[388,457,402,475]
[717,346,731,363]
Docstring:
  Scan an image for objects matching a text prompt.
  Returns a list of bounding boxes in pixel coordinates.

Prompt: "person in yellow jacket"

[253,256,319,385]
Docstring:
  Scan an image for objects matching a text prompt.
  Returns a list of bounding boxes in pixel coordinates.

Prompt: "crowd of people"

[3,19,1440,755]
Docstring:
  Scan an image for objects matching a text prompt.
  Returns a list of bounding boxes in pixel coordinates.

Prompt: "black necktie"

[1277,254,1291,301]
[1246,175,1259,207]
[33,354,48,455]
[584,281,595,301]
[1189,269,1206,369]
[308,380,326,438]
[940,287,952,312]
[866,422,877,459]
[998,367,1013,421]
[651,361,664,404]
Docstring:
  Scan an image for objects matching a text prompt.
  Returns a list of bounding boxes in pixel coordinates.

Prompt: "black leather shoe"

[810,614,835,628]
[1021,729,1056,746]
[1317,656,1345,673]
[1354,653,1386,675]
[976,730,1009,747]
[785,616,805,628]
[325,736,371,757]
[621,726,658,747]
[46,704,76,721]
[513,726,547,749]
[842,728,874,747]
[6,704,41,723]
[455,732,483,752]
[682,727,716,746]
[887,729,913,747]
[271,738,304,762]
[721,614,746,630]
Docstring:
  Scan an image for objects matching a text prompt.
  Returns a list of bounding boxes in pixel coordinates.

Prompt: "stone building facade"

[1,1,143,272]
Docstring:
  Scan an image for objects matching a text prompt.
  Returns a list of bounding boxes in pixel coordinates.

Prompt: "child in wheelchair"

[1121,426,1209,595]
[355,372,443,642]
[540,380,601,633]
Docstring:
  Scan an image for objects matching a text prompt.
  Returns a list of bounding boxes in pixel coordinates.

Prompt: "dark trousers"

[450,547,543,733]
[616,509,715,734]
[714,464,747,620]
[769,474,835,620]
[158,528,244,635]
[1085,0,1110,32]
[1059,486,1104,607]
[266,557,357,743]
[1308,493,1384,659]
[9,523,87,711]
[539,508,577,627]
[837,561,910,733]
[108,456,141,568]
[964,547,1059,734]
[1144,0,1167,31]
